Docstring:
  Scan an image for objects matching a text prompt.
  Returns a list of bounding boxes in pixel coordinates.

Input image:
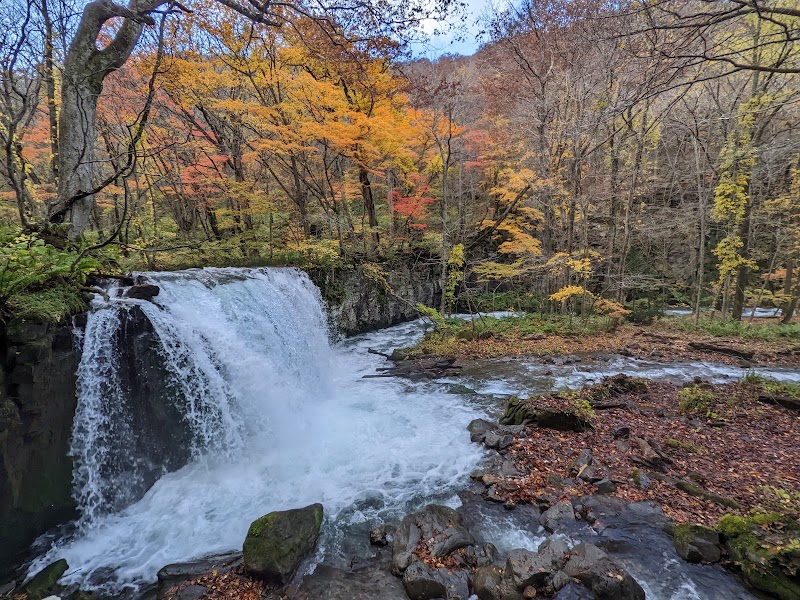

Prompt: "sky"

[410,0,492,58]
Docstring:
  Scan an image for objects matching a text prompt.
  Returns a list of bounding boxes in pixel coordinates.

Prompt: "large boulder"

[21,559,68,600]
[391,505,474,576]
[243,503,324,583]
[563,543,645,600]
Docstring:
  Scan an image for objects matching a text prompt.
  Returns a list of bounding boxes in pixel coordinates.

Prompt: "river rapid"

[25,268,800,599]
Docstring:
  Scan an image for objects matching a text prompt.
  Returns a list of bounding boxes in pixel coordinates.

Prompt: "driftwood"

[687,342,755,360]
[758,394,800,412]
[364,355,461,380]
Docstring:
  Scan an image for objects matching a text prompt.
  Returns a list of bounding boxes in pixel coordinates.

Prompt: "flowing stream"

[26,268,799,599]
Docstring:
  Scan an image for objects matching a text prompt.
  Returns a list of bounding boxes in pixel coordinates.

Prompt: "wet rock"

[243,503,323,583]
[553,582,594,599]
[0,321,80,576]
[292,559,408,600]
[21,560,68,600]
[172,585,208,600]
[539,501,575,533]
[391,505,474,576]
[470,566,522,600]
[550,570,571,592]
[370,524,396,547]
[157,553,241,597]
[673,524,721,563]
[506,539,569,588]
[485,485,505,503]
[563,543,644,600]
[67,592,93,600]
[402,561,470,600]
[125,284,160,301]
[468,419,495,443]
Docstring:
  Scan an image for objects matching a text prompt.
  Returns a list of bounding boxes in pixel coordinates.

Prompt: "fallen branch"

[757,394,800,412]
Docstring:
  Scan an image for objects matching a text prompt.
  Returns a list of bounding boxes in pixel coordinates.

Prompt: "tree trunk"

[359,166,379,249]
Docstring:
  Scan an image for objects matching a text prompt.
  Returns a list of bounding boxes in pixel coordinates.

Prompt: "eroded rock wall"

[309,259,442,336]
[0,320,79,576]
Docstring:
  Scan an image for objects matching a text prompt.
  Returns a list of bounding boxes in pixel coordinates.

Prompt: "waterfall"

[31,267,483,592]
[71,268,332,525]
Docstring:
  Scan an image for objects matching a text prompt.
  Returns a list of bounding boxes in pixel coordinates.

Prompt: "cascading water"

[30,268,485,592]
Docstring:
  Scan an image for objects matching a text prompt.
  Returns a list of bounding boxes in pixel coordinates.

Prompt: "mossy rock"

[673,524,721,563]
[501,397,591,432]
[717,514,800,600]
[243,503,324,584]
[21,559,68,599]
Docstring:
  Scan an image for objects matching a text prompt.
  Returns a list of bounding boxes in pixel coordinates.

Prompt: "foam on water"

[30,268,485,591]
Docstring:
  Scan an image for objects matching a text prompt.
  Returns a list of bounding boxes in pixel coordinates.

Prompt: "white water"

[30,268,485,592]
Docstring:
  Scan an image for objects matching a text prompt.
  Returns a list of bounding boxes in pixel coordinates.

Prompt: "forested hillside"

[1,0,799,321]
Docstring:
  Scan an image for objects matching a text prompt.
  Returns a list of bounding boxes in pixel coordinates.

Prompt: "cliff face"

[0,261,441,576]
[308,259,442,336]
[0,320,80,576]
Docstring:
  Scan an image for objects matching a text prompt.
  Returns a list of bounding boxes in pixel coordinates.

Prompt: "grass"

[667,317,800,342]
[741,373,800,398]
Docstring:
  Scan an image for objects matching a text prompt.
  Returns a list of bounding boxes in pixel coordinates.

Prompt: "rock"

[67,592,93,600]
[41,596,61,600]
[157,552,241,597]
[612,426,630,439]
[630,469,651,489]
[242,503,323,583]
[402,561,470,600]
[553,582,594,599]
[593,479,617,494]
[468,419,495,443]
[485,485,505,503]
[484,431,514,451]
[550,570,571,592]
[570,449,593,473]
[563,544,644,600]
[369,524,396,547]
[506,538,569,588]
[672,524,721,563]
[125,284,160,301]
[292,556,409,600]
[539,501,575,533]
[22,560,69,600]
[0,321,81,576]
[500,398,591,432]
[172,585,209,600]
[718,513,800,600]
[391,505,474,576]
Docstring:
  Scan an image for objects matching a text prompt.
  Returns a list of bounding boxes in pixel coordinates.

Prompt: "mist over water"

[31,268,484,591]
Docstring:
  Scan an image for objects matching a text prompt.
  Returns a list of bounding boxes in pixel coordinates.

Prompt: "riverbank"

[406,314,800,367]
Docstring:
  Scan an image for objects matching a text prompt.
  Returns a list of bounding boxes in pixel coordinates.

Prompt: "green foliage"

[443,243,465,314]
[626,304,662,325]
[461,290,542,313]
[416,303,445,329]
[670,318,800,341]
[0,231,99,322]
[677,385,716,415]
[741,373,800,398]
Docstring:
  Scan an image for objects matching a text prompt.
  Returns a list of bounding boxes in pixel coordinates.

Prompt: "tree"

[45,0,461,240]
